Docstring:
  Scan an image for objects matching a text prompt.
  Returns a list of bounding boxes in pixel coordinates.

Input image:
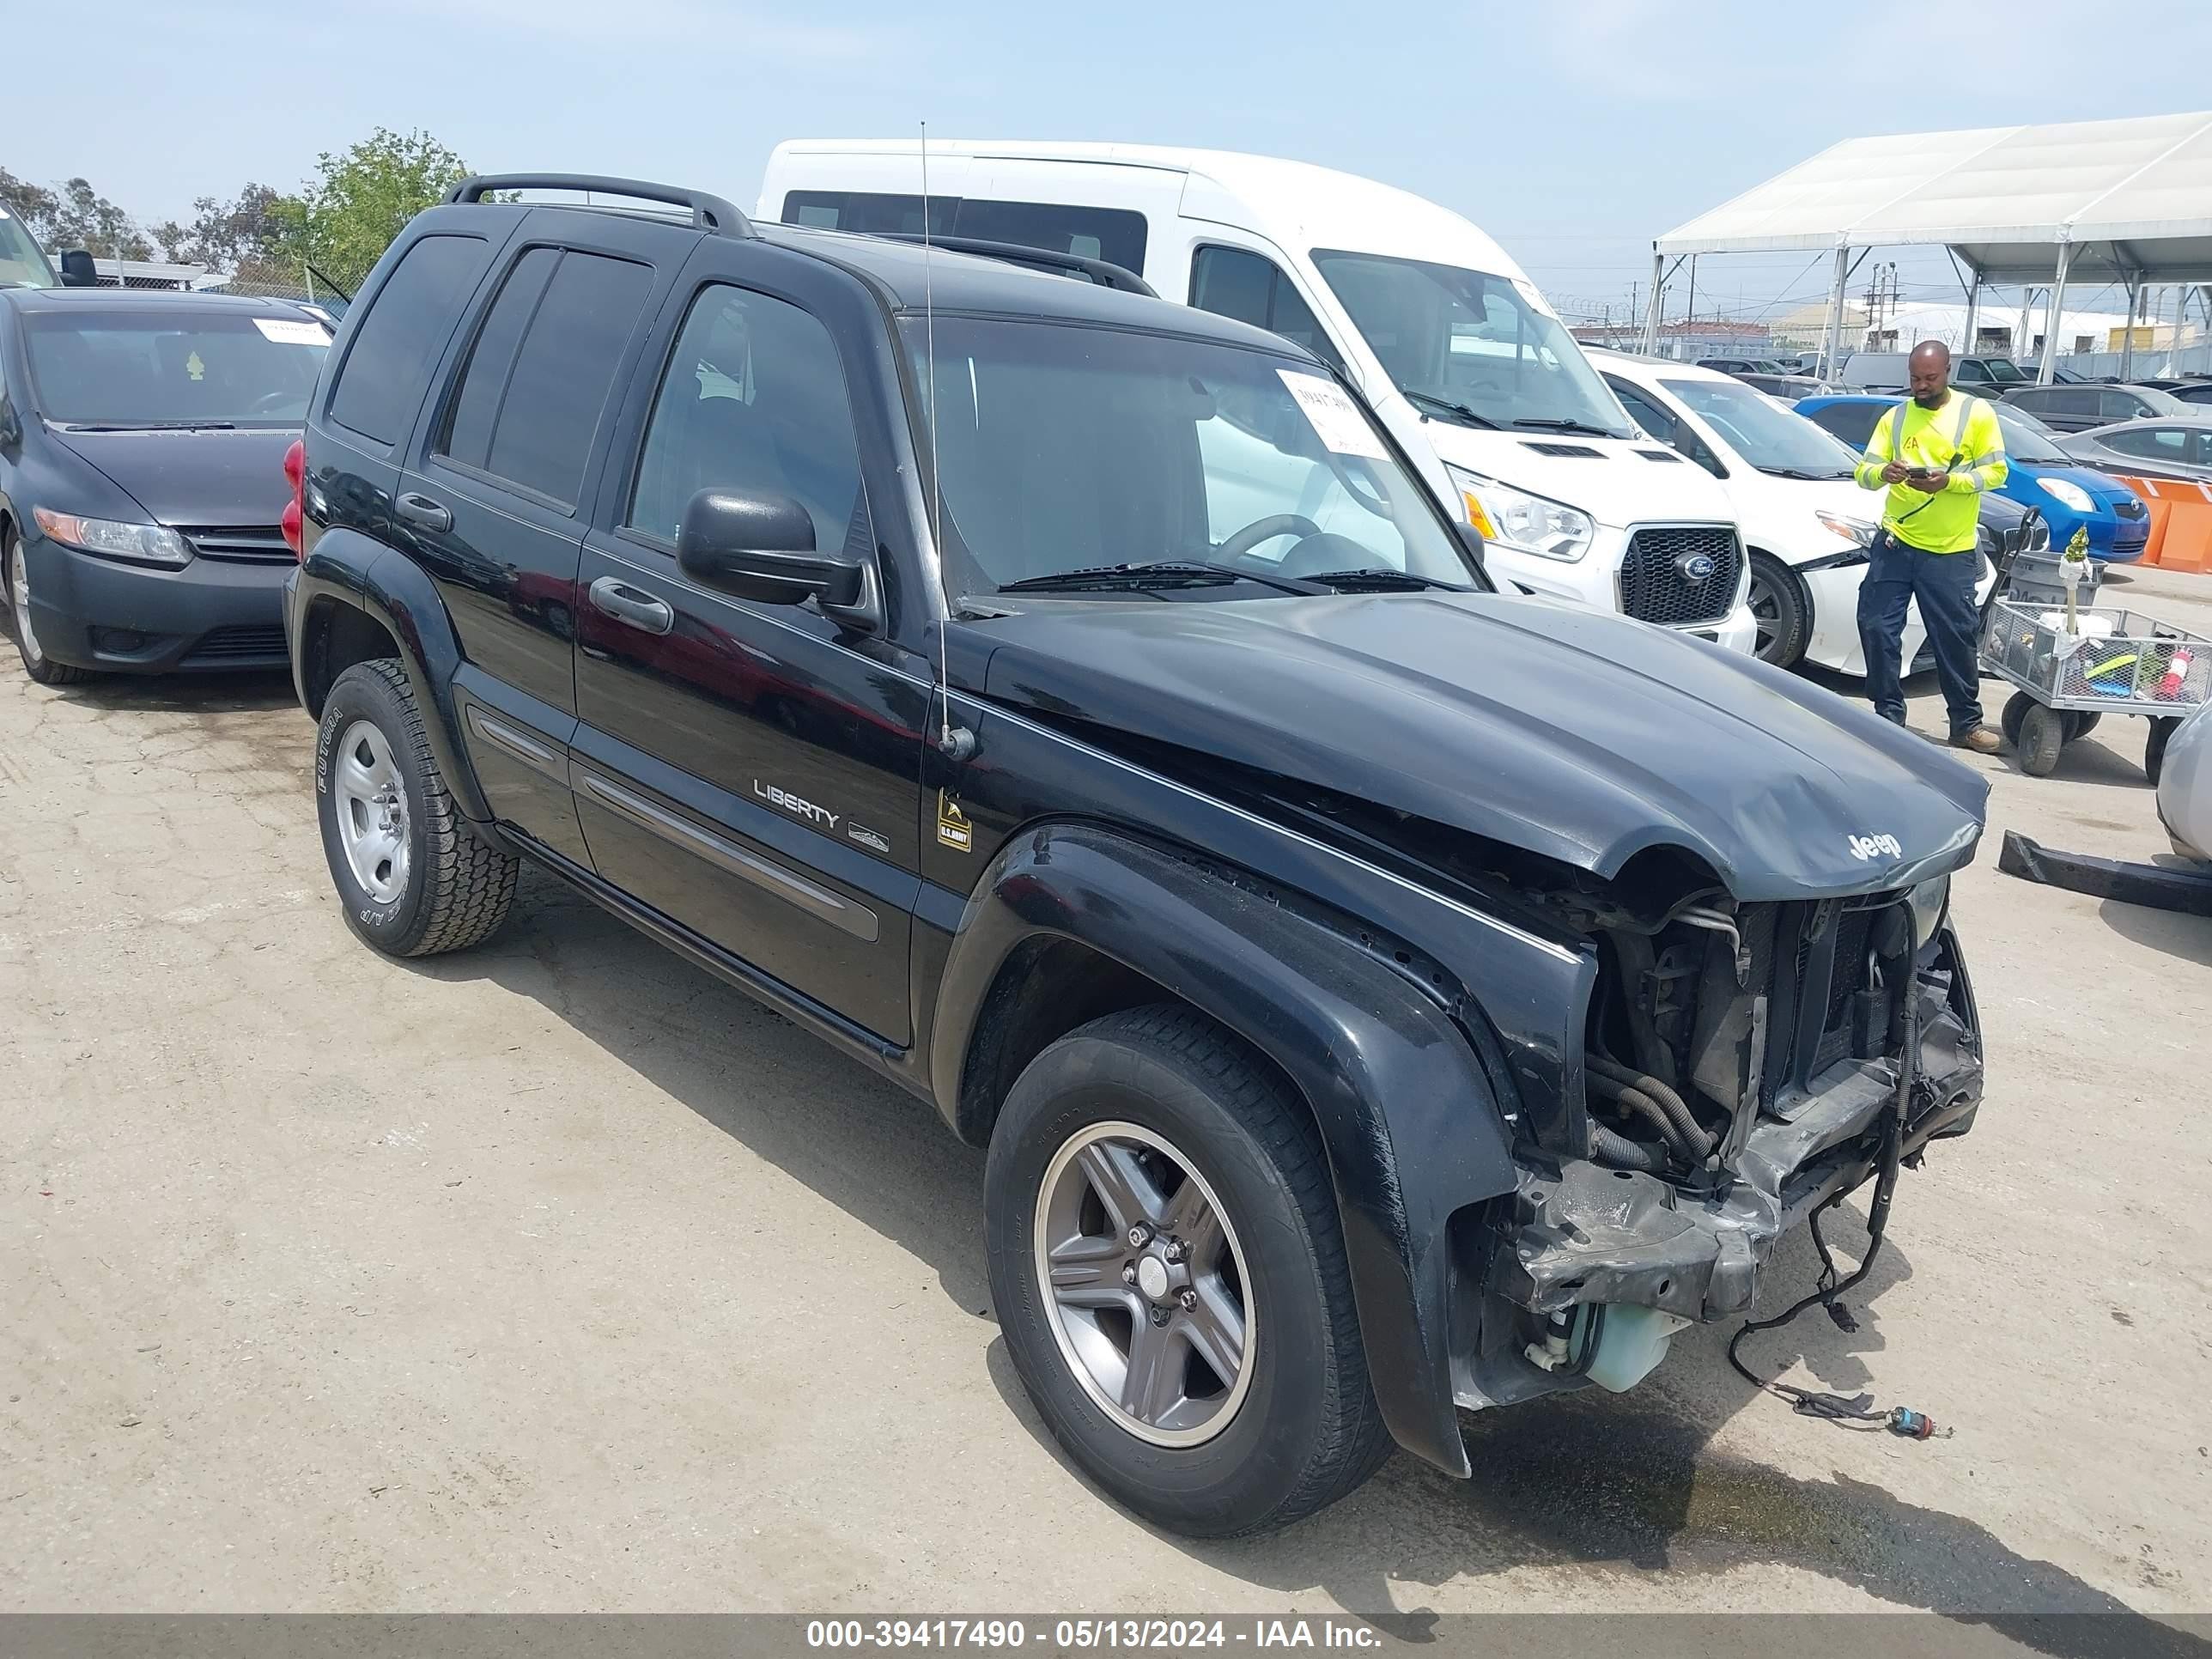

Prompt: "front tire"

[1746,552,1808,668]
[315,659,519,956]
[5,528,94,685]
[985,1005,1391,1538]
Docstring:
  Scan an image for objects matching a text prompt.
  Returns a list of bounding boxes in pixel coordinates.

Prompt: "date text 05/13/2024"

[804,1618,1385,1649]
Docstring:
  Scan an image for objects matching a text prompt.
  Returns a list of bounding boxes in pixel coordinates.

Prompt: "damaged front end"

[1451,870,1984,1412]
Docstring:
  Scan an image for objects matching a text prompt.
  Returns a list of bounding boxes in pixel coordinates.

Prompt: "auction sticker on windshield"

[1277,369,1386,459]
[253,317,329,345]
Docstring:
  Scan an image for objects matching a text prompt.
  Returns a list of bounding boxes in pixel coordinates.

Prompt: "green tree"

[271,128,475,293]
[1,167,149,259]
[0,167,59,234]
[46,178,153,260]
[152,183,287,270]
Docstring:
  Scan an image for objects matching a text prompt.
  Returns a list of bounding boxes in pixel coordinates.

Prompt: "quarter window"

[434,248,652,509]
[328,234,492,445]
[628,284,868,562]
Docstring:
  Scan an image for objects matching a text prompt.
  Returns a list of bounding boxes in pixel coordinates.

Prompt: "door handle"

[588,575,674,635]
[396,492,452,532]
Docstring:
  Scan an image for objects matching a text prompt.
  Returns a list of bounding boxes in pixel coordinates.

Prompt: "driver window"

[628,283,869,558]
[1188,246,1345,373]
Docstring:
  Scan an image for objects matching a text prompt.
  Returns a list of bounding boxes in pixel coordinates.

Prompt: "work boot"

[1947,726,2003,755]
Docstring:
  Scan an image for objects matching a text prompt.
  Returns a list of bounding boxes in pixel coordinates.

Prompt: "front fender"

[293,528,489,823]
[933,823,1520,1477]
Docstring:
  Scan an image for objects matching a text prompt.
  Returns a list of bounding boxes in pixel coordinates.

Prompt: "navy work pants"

[1856,530,1984,735]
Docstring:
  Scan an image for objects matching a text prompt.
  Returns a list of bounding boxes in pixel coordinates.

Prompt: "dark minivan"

[283,175,1988,1538]
[1,289,328,682]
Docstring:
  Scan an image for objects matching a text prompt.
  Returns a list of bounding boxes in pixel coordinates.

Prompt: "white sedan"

[1590,353,2002,674]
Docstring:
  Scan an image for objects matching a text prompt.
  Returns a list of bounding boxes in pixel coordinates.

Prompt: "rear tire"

[1746,552,1808,668]
[985,1004,1391,1538]
[2017,703,2065,777]
[2065,711,2100,741]
[2002,690,2037,750]
[5,528,94,685]
[315,659,519,957]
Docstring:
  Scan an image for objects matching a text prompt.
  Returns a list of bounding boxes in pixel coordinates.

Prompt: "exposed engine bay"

[1447,854,1984,1412]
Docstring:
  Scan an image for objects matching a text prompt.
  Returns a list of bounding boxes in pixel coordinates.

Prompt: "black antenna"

[922,122,975,763]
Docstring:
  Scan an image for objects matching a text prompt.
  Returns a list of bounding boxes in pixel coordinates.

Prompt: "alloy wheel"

[1747,566,1783,661]
[1032,1120,1255,1448]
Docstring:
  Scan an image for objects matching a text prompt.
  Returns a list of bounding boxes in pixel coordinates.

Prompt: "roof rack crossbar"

[443,174,754,238]
[878,233,1156,296]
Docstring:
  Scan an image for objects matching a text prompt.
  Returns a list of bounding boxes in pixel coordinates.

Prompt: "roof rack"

[443,174,754,239]
[878,233,1157,296]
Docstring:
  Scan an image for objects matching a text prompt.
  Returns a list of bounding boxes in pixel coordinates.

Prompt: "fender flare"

[931,822,1521,1477]
[295,529,489,823]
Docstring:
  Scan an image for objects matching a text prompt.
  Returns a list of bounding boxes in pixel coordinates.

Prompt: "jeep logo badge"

[1677,551,1717,583]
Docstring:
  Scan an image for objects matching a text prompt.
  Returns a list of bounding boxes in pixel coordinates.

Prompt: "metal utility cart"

[1981,599,2211,779]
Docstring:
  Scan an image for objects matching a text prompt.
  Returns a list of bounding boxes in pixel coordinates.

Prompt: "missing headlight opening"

[1448,843,1984,1419]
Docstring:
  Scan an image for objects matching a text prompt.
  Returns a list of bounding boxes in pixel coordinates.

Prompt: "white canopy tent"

[1650,111,2212,381]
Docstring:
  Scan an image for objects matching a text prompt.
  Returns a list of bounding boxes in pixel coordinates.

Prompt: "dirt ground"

[3,566,2209,1640]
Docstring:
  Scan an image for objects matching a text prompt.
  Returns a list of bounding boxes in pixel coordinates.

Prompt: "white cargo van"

[758,141,1757,649]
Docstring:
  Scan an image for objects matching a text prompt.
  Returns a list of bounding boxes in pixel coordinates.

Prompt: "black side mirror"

[677,488,866,610]
[1452,520,1487,574]
[58,249,98,288]
[0,393,19,449]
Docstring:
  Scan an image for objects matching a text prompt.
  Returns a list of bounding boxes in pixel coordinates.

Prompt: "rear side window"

[2104,426,2191,463]
[1188,246,1340,370]
[328,234,491,445]
[781,190,1148,274]
[434,248,653,510]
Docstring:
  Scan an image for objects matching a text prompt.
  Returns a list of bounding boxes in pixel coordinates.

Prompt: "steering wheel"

[1266,531,1382,578]
[1215,514,1322,563]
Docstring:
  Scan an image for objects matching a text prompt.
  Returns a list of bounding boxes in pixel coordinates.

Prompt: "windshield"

[1984,358,2028,385]
[901,317,1479,596]
[1660,377,1858,477]
[24,309,328,426]
[1310,248,1632,438]
[1994,406,2069,464]
[0,204,55,287]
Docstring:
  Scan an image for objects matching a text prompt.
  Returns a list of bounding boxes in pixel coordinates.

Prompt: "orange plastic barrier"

[2112,475,2212,573]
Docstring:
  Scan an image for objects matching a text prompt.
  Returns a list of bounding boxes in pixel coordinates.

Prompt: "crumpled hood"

[48,425,296,527]
[969,591,1987,899]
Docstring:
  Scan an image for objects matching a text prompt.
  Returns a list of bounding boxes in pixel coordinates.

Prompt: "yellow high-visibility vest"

[1851,392,2008,554]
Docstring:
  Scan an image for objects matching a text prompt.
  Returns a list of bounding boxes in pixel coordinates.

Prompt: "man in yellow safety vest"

[1851,340,2007,753]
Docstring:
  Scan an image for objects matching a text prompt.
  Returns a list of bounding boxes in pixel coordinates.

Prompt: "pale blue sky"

[14,0,2212,322]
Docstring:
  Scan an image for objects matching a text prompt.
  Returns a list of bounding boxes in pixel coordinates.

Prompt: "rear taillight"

[282,438,306,558]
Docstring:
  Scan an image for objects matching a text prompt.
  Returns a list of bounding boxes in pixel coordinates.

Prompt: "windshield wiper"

[56,420,238,432]
[1510,417,1622,438]
[1758,465,1855,481]
[1300,568,1468,592]
[1403,392,1499,428]
[995,560,1323,597]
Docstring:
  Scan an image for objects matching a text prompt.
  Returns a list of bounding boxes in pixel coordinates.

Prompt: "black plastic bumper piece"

[24,535,290,674]
[1999,829,2212,917]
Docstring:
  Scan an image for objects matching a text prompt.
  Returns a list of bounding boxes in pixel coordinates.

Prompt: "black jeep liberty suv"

[283,174,1987,1537]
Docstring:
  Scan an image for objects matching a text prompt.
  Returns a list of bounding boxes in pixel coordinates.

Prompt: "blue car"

[1798,393,2150,562]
